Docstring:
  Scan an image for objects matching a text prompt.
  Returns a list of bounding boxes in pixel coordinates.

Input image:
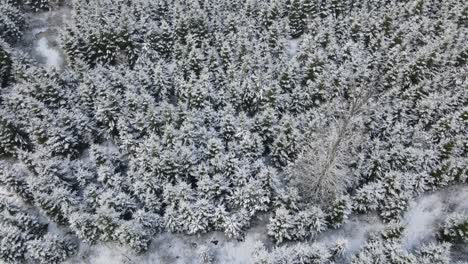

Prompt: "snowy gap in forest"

[24,8,71,70]
[402,185,468,250]
[287,39,300,58]
[35,37,62,68]
[66,185,468,264]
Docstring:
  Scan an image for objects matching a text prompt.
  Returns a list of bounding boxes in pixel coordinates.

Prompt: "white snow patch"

[0,187,13,198]
[287,39,300,58]
[401,194,444,250]
[316,214,384,258]
[216,233,264,264]
[35,37,62,69]
[449,186,468,211]
[32,27,49,36]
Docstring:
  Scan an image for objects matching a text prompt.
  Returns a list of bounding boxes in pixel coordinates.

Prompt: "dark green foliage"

[0,198,49,264]
[271,119,300,167]
[267,206,327,244]
[0,116,29,157]
[148,21,173,59]
[327,195,352,229]
[86,31,137,67]
[0,164,34,202]
[69,212,102,244]
[302,0,317,17]
[25,0,61,12]
[288,0,306,38]
[28,234,78,264]
[63,29,138,68]
[380,222,405,241]
[0,46,13,87]
[0,226,27,263]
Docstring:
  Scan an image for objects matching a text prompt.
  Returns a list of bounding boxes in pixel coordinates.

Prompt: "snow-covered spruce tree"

[353,181,384,213]
[45,109,88,158]
[229,178,271,216]
[27,234,78,264]
[0,44,13,88]
[115,221,150,253]
[271,117,300,168]
[416,242,452,264]
[0,198,48,263]
[62,0,149,68]
[294,206,327,240]
[16,69,69,110]
[0,162,34,202]
[267,207,295,244]
[0,2,24,44]
[327,194,352,229]
[288,0,306,38]
[68,211,102,244]
[223,209,251,240]
[438,212,468,243]
[267,205,327,244]
[0,113,30,157]
[0,0,466,261]
[86,31,137,67]
[378,172,416,222]
[133,209,163,236]
[23,158,82,225]
[0,197,47,239]
[329,238,349,262]
[0,225,27,263]
[146,20,173,60]
[25,0,61,12]
[351,235,417,264]
[379,222,405,241]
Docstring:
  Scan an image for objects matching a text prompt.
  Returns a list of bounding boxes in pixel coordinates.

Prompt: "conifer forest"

[0,0,467,263]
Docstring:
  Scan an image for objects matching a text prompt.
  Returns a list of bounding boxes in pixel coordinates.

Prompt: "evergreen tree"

[0,0,466,261]
[116,221,151,253]
[25,0,60,12]
[148,20,173,60]
[417,242,452,264]
[0,225,27,263]
[438,213,468,243]
[288,0,306,38]
[327,194,352,229]
[0,45,13,88]
[0,113,29,157]
[0,2,24,44]
[27,234,78,264]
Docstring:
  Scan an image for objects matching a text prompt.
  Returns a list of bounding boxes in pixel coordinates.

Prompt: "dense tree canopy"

[0,0,467,263]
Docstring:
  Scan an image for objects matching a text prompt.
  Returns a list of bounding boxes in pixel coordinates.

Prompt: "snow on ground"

[35,37,62,68]
[316,214,385,257]
[287,38,300,58]
[401,185,468,251]
[0,187,14,199]
[401,192,446,250]
[67,228,268,264]
[19,8,71,69]
[67,185,467,263]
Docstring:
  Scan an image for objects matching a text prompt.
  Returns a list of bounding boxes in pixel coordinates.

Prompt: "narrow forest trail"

[23,6,70,69]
